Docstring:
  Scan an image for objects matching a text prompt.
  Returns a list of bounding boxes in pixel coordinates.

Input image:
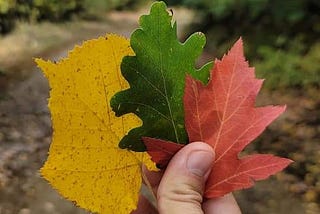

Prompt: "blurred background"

[0,0,319,213]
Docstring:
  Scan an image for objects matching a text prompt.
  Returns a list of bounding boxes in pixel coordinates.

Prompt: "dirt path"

[0,46,84,213]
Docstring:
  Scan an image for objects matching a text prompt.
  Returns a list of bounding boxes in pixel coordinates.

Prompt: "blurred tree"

[0,0,15,33]
[0,0,136,34]
[164,0,320,89]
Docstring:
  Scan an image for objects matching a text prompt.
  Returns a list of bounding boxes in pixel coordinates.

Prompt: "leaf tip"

[231,37,244,54]
[34,58,48,67]
[237,36,243,44]
[276,104,287,116]
[151,0,167,9]
[146,0,168,19]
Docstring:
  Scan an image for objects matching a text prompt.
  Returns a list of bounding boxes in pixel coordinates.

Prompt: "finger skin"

[203,193,242,214]
[142,142,242,214]
[157,142,214,214]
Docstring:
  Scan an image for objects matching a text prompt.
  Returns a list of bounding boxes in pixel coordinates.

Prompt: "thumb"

[157,142,214,214]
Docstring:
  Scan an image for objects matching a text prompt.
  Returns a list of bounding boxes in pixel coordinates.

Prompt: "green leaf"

[111,1,212,151]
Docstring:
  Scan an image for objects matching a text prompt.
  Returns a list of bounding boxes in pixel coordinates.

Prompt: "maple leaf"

[144,39,292,198]
[110,1,212,151]
[36,34,156,214]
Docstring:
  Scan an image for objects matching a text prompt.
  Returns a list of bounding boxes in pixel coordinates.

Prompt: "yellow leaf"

[36,34,156,214]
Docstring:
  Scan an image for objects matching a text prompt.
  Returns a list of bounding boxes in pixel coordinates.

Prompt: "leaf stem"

[141,165,158,209]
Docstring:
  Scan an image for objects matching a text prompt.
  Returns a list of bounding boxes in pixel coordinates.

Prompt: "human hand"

[133,142,242,214]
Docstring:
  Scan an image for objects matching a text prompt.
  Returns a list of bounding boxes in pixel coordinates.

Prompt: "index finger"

[202,193,242,214]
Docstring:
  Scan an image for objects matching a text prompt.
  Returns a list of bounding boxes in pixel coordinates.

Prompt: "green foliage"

[7,0,82,22]
[255,46,301,89]
[111,2,212,151]
[164,0,320,89]
[0,0,134,34]
[0,0,14,33]
[165,0,311,25]
[0,0,14,14]
[0,0,82,33]
[81,0,133,18]
[32,0,81,21]
[255,41,320,89]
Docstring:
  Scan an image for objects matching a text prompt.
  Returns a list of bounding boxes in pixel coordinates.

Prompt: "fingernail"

[187,151,214,177]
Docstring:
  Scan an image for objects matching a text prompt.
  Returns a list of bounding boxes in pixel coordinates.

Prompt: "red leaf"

[205,155,292,197]
[184,38,292,197]
[144,38,292,197]
[143,137,184,168]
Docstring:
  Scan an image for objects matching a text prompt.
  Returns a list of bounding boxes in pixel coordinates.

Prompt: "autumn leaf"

[144,39,292,198]
[111,1,212,151]
[143,137,184,168]
[36,34,156,214]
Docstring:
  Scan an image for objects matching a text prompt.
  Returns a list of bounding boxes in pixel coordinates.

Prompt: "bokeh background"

[0,0,319,213]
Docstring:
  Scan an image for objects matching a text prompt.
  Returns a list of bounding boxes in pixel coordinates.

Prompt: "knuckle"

[157,182,203,211]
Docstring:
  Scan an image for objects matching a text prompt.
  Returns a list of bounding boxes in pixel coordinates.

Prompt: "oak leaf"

[36,34,156,214]
[144,39,292,197]
[111,1,212,151]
